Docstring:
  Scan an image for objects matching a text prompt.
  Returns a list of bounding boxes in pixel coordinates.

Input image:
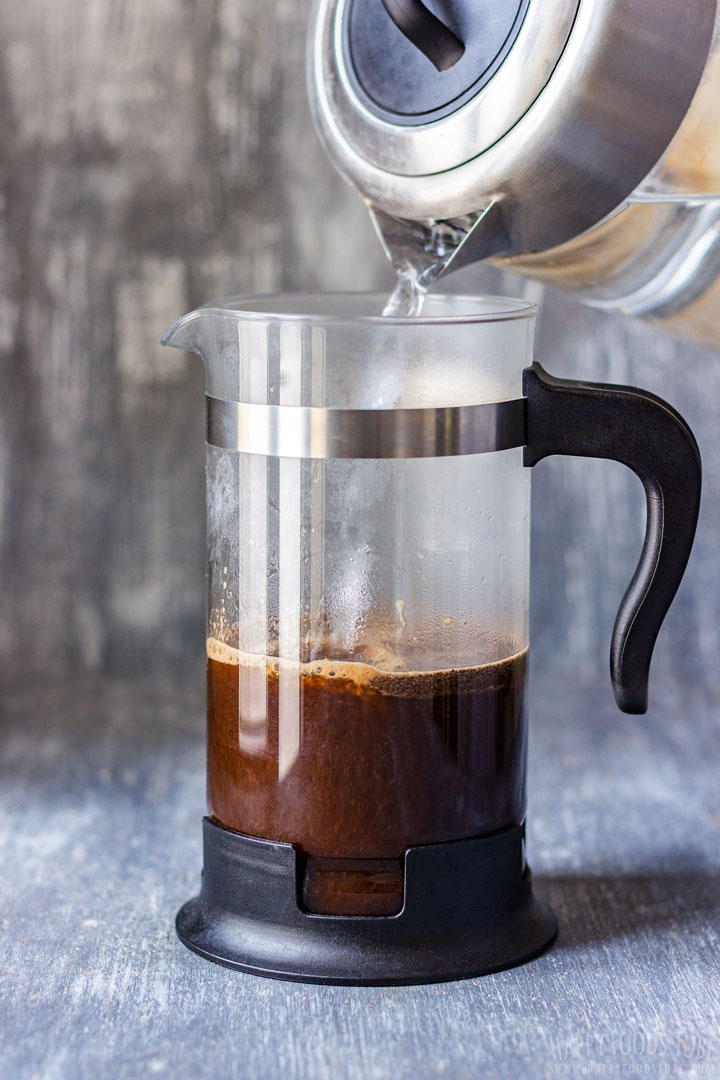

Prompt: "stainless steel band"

[206,395,526,459]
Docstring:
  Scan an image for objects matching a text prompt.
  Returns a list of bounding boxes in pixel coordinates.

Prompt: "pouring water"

[374,203,509,317]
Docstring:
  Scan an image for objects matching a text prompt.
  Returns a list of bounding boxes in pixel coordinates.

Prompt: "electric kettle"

[308,0,720,346]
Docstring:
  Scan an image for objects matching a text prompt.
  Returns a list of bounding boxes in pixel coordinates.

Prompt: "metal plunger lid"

[308,0,716,258]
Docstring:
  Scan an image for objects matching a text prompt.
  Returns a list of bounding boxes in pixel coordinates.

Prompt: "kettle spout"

[369,200,512,288]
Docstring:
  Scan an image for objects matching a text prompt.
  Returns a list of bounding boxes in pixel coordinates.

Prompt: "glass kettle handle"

[523,362,702,715]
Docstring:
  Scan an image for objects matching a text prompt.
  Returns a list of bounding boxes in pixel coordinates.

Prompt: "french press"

[163,292,700,984]
[308,0,720,347]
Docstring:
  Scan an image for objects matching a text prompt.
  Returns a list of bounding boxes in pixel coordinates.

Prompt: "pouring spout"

[368,200,512,288]
[161,304,240,398]
[161,309,210,356]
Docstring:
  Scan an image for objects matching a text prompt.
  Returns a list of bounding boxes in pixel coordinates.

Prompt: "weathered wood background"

[1,0,719,698]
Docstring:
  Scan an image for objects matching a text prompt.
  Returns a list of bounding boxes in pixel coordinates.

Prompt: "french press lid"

[308,0,716,258]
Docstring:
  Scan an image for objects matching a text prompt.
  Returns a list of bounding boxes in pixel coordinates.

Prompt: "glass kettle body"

[308,0,720,349]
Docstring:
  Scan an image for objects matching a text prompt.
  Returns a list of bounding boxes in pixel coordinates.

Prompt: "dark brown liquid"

[207,644,528,915]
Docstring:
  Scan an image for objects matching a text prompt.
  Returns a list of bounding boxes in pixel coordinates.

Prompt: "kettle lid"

[308,0,715,256]
[345,0,530,124]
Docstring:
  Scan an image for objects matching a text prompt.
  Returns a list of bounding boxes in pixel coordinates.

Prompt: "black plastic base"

[176,818,557,986]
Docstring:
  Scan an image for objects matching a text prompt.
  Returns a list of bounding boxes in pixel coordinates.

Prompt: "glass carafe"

[162,292,700,985]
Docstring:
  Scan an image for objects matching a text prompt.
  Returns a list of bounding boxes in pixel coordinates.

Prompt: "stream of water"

[379,216,475,317]
[382,267,429,317]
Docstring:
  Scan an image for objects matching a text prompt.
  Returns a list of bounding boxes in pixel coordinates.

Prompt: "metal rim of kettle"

[308,0,717,256]
[314,0,580,176]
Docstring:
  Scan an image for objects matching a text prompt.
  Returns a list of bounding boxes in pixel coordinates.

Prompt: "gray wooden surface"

[1,1,720,1076]
[1,670,718,1079]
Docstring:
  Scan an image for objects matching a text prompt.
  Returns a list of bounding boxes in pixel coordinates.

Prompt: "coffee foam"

[206,636,527,696]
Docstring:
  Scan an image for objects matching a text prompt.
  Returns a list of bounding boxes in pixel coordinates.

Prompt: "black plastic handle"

[523,363,701,715]
[380,0,465,71]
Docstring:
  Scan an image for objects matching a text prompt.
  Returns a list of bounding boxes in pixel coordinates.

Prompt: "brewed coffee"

[207,638,527,914]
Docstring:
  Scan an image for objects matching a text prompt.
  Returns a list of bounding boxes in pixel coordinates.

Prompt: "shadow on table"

[534,865,720,948]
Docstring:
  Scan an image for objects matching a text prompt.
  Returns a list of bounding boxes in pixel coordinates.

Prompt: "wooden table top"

[1,669,718,1079]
